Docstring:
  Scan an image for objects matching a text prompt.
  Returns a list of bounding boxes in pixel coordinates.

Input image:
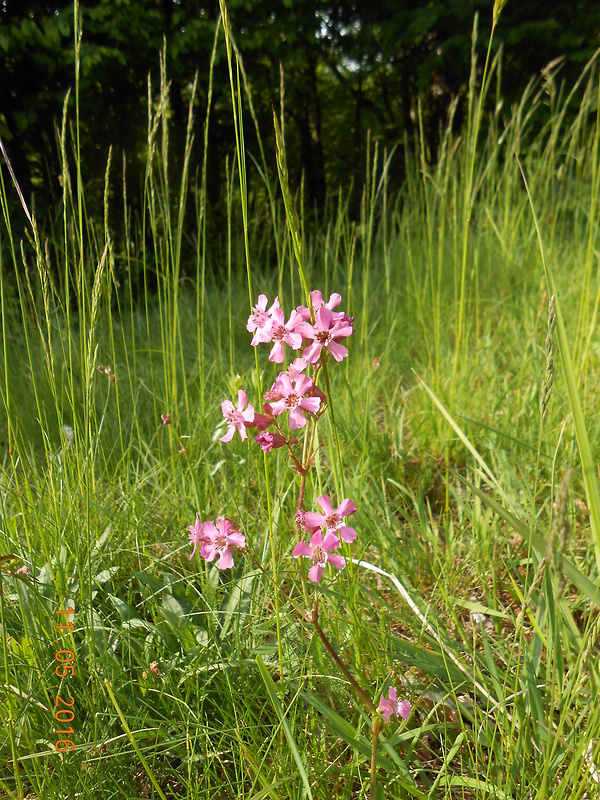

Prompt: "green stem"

[246,553,376,713]
[320,359,345,497]
[370,715,382,800]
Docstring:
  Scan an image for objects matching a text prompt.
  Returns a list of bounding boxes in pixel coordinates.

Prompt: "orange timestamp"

[53,607,76,753]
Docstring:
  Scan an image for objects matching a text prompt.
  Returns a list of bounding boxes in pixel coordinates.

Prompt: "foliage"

[2,7,600,797]
[2,0,600,223]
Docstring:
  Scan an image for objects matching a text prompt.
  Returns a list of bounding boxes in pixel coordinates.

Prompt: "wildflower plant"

[188,287,410,796]
[186,9,411,795]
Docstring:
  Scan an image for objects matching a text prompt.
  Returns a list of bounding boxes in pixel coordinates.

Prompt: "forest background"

[3,0,600,232]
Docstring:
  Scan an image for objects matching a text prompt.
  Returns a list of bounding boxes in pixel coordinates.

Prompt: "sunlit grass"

[1,3,600,797]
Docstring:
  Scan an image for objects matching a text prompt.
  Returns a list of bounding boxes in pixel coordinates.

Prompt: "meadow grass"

[1,5,600,798]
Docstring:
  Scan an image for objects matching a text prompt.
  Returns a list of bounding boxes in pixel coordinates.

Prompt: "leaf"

[298,687,408,775]
[108,594,140,623]
[413,373,599,605]
[447,596,510,619]
[94,566,119,587]
[415,371,514,509]
[90,525,112,560]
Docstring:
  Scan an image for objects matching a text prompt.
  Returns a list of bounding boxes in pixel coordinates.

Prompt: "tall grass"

[2,2,600,796]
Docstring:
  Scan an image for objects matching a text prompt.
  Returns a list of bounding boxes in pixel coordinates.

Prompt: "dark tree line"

[1,0,600,222]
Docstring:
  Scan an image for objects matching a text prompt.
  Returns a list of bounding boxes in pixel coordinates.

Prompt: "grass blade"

[458,472,599,604]
[517,156,600,575]
[255,656,314,799]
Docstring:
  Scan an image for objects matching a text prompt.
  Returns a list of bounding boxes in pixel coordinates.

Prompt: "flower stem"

[296,452,310,606]
[246,552,376,714]
[310,601,377,714]
[370,715,382,800]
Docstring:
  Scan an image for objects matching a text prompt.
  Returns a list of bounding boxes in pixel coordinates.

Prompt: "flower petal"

[315,495,334,516]
[338,526,357,543]
[327,553,345,570]
[309,531,325,547]
[268,342,286,363]
[292,541,313,557]
[304,512,325,530]
[218,550,234,570]
[227,532,246,549]
[302,341,322,363]
[288,408,307,429]
[200,542,218,562]
[322,531,341,551]
[327,341,348,362]
[220,426,235,443]
[336,498,357,517]
[221,399,235,416]
[299,396,321,414]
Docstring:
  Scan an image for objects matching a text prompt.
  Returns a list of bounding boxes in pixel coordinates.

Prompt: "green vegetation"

[2,3,600,798]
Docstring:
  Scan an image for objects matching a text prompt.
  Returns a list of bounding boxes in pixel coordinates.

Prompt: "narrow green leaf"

[299,688,427,796]
[415,371,513,508]
[298,688,395,772]
[412,374,599,604]
[430,731,465,793]
[518,159,600,575]
[256,656,314,800]
[458,473,599,604]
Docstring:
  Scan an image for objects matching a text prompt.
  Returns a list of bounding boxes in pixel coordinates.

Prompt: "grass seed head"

[539,293,556,424]
[548,467,573,599]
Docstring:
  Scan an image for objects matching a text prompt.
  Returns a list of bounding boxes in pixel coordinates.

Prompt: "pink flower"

[254,431,289,452]
[268,308,304,363]
[295,509,321,535]
[188,514,216,558]
[304,495,357,543]
[286,357,307,379]
[264,375,287,403]
[245,408,276,431]
[221,390,255,442]
[292,531,345,583]
[297,291,343,320]
[378,687,411,722]
[268,374,321,429]
[297,307,354,364]
[247,295,280,346]
[15,565,28,576]
[314,289,342,310]
[198,518,246,570]
[161,413,171,425]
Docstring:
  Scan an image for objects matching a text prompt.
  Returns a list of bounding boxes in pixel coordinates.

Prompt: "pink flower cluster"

[292,494,357,583]
[220,291,354,451]
[191,289,357,575]
[188,515,246,570]
[377,686,411,722]
[247,290,354,365]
